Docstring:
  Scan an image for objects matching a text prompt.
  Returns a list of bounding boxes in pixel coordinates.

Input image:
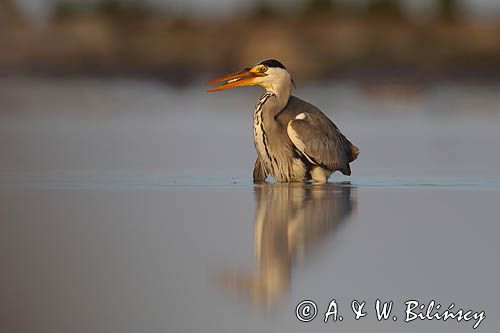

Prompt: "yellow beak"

[207,68,265,92]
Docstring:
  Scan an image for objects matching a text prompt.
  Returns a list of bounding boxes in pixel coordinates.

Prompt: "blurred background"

[1,0,500,84]
[1,0,500,177]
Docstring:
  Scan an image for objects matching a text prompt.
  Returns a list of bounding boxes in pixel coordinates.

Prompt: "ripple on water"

[0,174,499,190]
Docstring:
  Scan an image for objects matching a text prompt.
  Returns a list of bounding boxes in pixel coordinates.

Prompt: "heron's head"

[207,59,294,94]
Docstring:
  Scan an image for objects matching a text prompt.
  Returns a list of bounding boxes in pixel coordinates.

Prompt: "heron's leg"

[253,158,267,184]
[310,167,329,184]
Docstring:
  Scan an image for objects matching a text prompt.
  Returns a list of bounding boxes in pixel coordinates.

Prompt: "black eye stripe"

[259,59,286,69]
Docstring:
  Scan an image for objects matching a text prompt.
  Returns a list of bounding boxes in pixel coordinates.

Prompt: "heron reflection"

[220,183,356,308]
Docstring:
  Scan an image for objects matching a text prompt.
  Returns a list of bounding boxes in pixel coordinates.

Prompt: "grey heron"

[208,59,359,183]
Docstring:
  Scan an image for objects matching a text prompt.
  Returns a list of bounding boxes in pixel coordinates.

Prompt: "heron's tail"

[341,164,352,176]
[349,143,359,162]
[341,143,358,175]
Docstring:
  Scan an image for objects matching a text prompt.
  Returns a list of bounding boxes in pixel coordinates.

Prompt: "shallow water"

[1,78,500,332]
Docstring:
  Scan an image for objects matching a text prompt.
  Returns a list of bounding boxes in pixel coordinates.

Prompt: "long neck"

[261,71,292,115]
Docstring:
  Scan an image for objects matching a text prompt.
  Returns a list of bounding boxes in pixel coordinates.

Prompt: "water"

[1,78,500,332]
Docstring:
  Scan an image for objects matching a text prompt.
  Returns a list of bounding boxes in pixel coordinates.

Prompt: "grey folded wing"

[286,112,358,175]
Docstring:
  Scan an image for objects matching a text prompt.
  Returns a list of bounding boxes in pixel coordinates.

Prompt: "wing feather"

[287,112,358,175]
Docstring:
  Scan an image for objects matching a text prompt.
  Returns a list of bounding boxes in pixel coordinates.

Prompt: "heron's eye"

[261,66,268,73]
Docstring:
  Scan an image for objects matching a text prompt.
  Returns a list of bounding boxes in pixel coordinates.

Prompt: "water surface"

[1,78,499,332]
